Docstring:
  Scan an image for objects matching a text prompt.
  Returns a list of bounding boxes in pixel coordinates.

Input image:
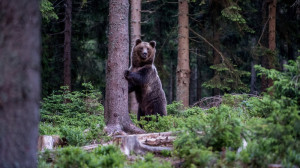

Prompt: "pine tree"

[0,0,41,166]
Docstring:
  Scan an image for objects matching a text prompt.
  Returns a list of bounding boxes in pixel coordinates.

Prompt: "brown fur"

[125,39,167,120]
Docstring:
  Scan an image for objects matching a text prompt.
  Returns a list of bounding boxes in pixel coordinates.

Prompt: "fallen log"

[114,132,174,155]
[38,135,67,151]
[80,132,176,155]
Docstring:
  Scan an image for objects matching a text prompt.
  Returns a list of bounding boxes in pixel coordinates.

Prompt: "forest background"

[40,0,299,104]
[0,0,299,167]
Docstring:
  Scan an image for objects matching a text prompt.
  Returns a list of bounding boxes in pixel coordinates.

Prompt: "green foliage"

[173,104,245,167]
[38,146,171,168]
[130,153,172,168]
[221,4,255,33]
[39,83,106,146]
[203,62,250,92]
[166,101,184,116]
[255,56,300,104]
[40,0,58,23]
[138,115,185,132]
[53,145,126,168]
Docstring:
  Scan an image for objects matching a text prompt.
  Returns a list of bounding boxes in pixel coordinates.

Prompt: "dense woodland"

[0,0,300,167]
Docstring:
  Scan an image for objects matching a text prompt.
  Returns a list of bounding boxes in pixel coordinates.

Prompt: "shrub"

[130,153,172,168]
[49,145,126,168]
[39,83,106,146]
[166,101,184,116]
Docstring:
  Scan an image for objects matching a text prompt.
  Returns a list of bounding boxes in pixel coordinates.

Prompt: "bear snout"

[141,52,147,58]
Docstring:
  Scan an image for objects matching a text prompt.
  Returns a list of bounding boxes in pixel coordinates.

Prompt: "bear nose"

[142,52,147,58]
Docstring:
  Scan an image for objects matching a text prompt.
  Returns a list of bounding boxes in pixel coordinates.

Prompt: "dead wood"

[80,132,176,156]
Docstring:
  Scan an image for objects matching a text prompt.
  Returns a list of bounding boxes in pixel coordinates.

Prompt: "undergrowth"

[39,57,300,167]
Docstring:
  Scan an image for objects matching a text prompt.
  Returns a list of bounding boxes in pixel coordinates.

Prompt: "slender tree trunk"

[250,61,257,94]
[176,0,190,107]
[266,0,277,89]
[129,0,141,114]
[261,0,269,92]
[168,61,174,104]
[196,48,202,100]
[104,0,145,135]
[0,0,41,167]
[189,49,197,105]
[64,0,72,90]
[261,0,277,91]
[268,0,276,52]
[212,27,221,95]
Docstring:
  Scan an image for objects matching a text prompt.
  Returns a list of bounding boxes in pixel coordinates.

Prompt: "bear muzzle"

[141,52,148,59]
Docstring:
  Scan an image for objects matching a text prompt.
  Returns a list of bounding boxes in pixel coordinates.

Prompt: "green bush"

[39,83,106,146]
[38,146,172,168]
[49,145,126,168]
[130,153,171,168]
[138,115,185,132]
[173,104,244,167]
[166,101,184,116]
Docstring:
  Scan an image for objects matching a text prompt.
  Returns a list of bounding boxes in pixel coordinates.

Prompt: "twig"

[48,30,65,36]
[189,28,225,62]
[257,17,270,46]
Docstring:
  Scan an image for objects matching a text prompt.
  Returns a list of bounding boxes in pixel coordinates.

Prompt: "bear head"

[131,39,156,67]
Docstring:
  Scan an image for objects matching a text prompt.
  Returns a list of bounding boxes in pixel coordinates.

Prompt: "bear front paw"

[124,70,130,79]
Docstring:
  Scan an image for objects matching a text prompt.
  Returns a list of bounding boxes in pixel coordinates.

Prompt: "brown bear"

[125,39,167,121]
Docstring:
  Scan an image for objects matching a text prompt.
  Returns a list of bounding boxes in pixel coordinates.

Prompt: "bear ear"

[135,39,142,46]
[150,41,156,48]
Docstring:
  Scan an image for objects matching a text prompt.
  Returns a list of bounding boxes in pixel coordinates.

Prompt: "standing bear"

[125,39,167,121]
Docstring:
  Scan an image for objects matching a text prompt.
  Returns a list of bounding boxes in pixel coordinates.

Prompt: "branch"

[189,28,225,62]
[257,17,270,46]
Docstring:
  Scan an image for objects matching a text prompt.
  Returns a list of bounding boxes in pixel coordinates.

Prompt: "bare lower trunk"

[250,61,257,94]
[105,0,145,135]
[266,0,277,90]
[176,0,190,107]
[189,51,197,105]
[0,0,41,167]
[196,48,202,100]
[129,0,141,114]
[213,31,221,95]
[64,0,72,90]
[268,0,276,52]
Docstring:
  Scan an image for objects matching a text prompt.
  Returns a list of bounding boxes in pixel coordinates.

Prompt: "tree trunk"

[189,50,197,105]
[64,0,72,90]
[212,29,221,95]
[104,0,145,135]
[250,61,257,94]
[176,0,190,107]
[261,0,277,92]
[268,0,276,52]
[196,48,202,100]
[129,0,141,114]
[0,0,41,167]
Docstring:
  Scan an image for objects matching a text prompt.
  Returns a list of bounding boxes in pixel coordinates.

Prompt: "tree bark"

[250,61,257,94]
[64,0,72,90]
[261,0,277,92]
[196,48,202,100]
[0,0,41,167]
[268,0,276,52]
[104,0,145,135]
[129,0,141,114]
[176,0,190,107]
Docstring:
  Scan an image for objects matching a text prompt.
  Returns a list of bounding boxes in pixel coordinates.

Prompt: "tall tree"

[261,0,277,91]
[64,0,72,90]
[268,0,276,52]
[0,0,41,167]
[176,0,190,107]
[104,0,145,135]
[129,0,141,114]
